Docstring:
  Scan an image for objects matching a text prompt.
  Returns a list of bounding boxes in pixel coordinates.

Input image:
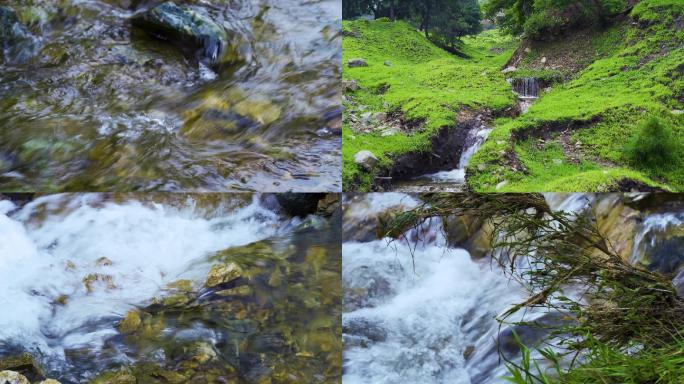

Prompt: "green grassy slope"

[468,0,684,192]
[342,20,517,191]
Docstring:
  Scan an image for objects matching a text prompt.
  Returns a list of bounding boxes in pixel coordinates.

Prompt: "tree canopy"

[343,0,483,49]
[482,0,629,39]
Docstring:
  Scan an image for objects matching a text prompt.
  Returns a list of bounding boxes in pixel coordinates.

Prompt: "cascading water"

[511,77,541,113]
[342,193,684,383]
[342,193,552,384]
[0,194,341,382]
[393,123,492,192]
[631,211,684,273]
[512,78,540,98]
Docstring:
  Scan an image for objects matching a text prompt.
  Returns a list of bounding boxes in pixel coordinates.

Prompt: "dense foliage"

[343,0,483,47]
[483,0,629,39]
[625,117,682,170]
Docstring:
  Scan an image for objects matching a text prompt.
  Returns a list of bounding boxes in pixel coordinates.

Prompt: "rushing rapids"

[342,193,684,383]
[0,193,342,383]
[0,0,341,192]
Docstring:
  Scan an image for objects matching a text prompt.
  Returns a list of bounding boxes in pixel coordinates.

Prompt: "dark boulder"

[132,2,237,67]
[275,193,324,218]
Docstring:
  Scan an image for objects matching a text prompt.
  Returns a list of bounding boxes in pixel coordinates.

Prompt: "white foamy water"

[343,239,525,384]
[0,195,289,365]
[421,126,492,184]
[631,211,684,265]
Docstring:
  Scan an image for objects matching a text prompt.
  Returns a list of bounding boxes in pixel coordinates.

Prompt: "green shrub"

[375,17,392,22]
[624,117,681,170]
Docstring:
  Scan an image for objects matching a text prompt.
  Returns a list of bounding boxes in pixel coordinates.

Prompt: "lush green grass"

[342,20,517,190]
[506,335,684,384]
[468,0,684,192]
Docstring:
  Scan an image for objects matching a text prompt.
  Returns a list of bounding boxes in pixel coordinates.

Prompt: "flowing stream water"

[0,194,342,383]
[392,124,492,193]
[0,0,341,192]
[342,193,684,383]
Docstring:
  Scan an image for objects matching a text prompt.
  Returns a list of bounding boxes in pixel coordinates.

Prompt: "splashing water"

[342,193,532,384]
[0,194,292,373]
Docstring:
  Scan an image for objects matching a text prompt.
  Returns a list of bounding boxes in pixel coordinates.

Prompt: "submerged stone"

[132,2,236,67]
[0,6,36,63]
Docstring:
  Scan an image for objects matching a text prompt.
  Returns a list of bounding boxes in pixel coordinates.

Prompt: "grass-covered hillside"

[342,19,517,190]
[343,0,684,192]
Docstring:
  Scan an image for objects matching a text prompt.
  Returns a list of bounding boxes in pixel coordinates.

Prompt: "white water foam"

[0,195,287,362]
[343,240,525,384]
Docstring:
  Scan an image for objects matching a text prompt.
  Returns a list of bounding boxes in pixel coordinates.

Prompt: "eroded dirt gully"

[368,107,517,192]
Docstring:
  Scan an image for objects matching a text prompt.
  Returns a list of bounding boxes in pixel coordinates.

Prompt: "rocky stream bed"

[0,0,341,192]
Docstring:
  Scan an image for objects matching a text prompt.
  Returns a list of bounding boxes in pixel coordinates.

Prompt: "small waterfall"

[512,77,540,98]
[510,77,541,113]
[420,124,492,184]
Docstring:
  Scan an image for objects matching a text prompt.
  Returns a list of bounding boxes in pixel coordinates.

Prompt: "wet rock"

[594,195,639,261]
[132,2,236,67]
[0,354,44,382]
[0,371,29,384]
[316,193,341,217]
[501,66,516,74]
[497,312,571,359]
[644,235,684,274]
[463,345,475,360]
[343,264,398,311]
[205,262,243,288]
[38,380,61,384]
[118,311,142,334]
[343,317,387,342]
[215,285,252,297]
[347,58,367,68]
[275,193,323,217]
[82,273,116,292]
[443,214,491,258]
[673,269,684,298]
[353,150,378,171]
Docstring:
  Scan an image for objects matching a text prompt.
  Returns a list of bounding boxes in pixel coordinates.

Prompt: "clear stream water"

[0,0,341,192]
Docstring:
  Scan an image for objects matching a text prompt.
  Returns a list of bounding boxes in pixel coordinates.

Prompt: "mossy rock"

[132,2,238,67]
[118,310,142,334]
[205,262,243,287]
